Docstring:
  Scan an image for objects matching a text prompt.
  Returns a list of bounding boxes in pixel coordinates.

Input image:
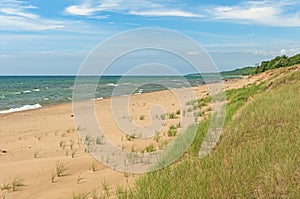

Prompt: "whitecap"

[33,89,40,92]
[107,83,118,87]
[23,90,31,93]
[14,92,21,95]
[0,104,42,114]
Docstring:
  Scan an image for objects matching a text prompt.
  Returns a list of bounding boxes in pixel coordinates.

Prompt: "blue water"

[0,75,226,113]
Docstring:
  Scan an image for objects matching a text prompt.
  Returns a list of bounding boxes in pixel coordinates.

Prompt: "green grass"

[118,69,300,198]
[55,161,67,177]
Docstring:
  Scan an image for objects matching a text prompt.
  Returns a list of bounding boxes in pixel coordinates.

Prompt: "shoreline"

[0,76,246,117]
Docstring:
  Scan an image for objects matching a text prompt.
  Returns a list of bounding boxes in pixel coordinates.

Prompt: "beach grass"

[55,161,67,177]
[117,69,300,198]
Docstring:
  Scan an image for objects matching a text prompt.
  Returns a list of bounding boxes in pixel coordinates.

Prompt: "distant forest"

[221,53,300,76]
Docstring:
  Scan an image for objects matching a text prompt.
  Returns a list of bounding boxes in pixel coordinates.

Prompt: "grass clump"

[77,173,85,184]
[125,134,135,141]
[145,144,155,153]
[11,177,24,192]
[72,192,89,199]
[55,161,67,177]
[96,135,104,145]
[90,161,97,172]
[167,129,177,137]
[168,113,176,119]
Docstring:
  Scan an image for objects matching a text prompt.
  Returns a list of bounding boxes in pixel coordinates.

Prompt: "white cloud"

[65,0,201,18]
[1,7,39,19]
[0,0,65,31]
[0,15,65,31]
[130,10,202,17]
[207,0,300,27]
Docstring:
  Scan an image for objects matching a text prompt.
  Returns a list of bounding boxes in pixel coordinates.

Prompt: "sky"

[0,0,300,75]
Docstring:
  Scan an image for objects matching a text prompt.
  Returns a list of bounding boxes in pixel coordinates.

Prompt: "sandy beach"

[0,74,264,199]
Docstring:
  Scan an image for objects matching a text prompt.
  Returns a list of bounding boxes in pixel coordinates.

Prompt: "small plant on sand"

[194,111,201,117]
[77,173,85,184]
[153,132,161,142]
[55,161,67,177]
[168,112,176,119]
[125,134,135,141]
[1,192,6,199]
[91,188,100,199]
[169,125,177,130]
[51,172,56,183]
[59,140,66,149]
[145,144,155,152]
[121,144,126,152]
[167,129,177,137]
[90,161,97,172]
[187,107,193,112]
[72,192,90,199]
[67,128,74,134]
[96,135,104,145]
[160,114,166,120]
[34,151,39,158]
[176,110,181,115]
[11,177,24,192]
[1,182,11,191]
[102,180,111,197]
[85,135,93,146]
[102,180,110,191]
[71,150,76,158]
[70,141,74,150]
[139,115,145,120]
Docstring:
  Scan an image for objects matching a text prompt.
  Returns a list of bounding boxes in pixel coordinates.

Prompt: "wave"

[106,83,118,87]
[0,104,42,114]
[33,89,40,92]
[23,90,31,93]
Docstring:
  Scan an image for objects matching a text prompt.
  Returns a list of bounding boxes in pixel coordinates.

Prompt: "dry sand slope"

[0,75,261,199]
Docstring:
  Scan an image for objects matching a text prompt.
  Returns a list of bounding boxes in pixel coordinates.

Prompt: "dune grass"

[117,69,300,198]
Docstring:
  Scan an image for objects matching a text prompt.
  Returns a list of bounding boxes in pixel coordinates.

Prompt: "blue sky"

[0,0,300,75]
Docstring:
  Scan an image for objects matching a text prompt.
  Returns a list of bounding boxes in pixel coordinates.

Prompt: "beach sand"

[0,75,264,199]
